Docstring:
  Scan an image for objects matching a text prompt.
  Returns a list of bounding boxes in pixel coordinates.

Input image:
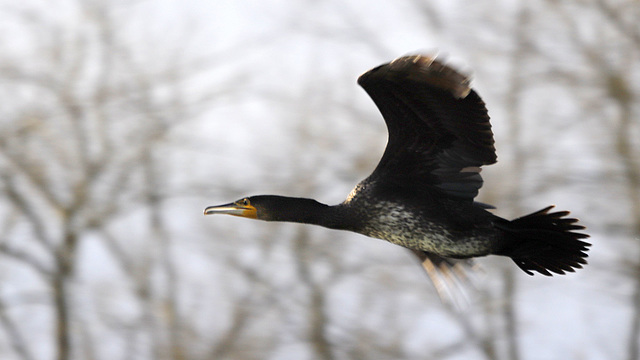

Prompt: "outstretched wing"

[358,55,496,201]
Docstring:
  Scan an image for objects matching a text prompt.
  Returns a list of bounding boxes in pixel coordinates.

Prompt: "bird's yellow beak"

[204,202,257,219]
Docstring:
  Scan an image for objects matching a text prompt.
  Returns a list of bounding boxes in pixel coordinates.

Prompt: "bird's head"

[204,195,330,223]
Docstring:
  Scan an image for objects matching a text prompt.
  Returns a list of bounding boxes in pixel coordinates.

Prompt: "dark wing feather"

[358,55,496,201]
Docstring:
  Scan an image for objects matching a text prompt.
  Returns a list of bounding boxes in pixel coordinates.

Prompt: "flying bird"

[205,55,590,287]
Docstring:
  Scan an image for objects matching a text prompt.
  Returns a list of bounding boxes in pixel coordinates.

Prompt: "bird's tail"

[495,206,591,276]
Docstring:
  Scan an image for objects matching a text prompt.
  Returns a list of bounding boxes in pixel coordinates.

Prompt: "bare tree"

[0,1,247,359]
[538,1,640,359]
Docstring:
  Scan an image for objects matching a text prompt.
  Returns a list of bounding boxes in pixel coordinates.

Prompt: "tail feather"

[495,206,591,276]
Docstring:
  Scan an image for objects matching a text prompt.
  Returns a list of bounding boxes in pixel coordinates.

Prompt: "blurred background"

[0,0,638,359]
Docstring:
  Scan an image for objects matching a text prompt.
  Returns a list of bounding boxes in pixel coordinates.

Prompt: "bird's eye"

[242,198,250,206]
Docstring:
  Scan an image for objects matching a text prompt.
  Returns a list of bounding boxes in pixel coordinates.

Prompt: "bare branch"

[0,243,52,279]
[0,297,36,360]
[1,173,56,251]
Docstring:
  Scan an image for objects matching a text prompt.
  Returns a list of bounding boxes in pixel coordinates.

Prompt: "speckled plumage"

[341,178,502,258]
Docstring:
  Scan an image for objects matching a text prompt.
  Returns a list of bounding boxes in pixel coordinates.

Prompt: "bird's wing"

[358,55,497,201]
[410,250,480,308]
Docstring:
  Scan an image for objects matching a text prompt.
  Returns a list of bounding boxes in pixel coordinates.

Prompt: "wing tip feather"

[359,54,472,99]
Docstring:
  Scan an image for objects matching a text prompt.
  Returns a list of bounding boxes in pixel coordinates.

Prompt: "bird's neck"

[262,196,357,231]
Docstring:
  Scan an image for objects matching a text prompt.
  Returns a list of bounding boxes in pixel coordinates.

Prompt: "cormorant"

[205,55,590,283]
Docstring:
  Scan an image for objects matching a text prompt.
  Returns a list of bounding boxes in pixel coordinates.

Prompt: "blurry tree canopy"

[0,0,638,360]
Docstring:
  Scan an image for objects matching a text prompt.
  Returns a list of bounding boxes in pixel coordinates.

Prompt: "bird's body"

[205,55,590,281]
[342,178,501,258]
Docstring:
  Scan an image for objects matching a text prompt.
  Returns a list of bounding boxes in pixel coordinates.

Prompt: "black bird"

[205,55,590,283]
